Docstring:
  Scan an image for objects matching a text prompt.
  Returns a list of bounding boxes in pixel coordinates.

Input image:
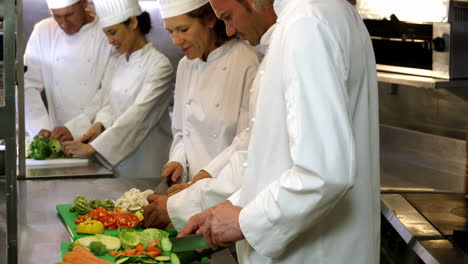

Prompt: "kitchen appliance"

[358,0,468,79]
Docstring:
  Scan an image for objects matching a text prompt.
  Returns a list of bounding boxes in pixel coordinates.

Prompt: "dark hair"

[187,3,233,45]
[123,11,151,35]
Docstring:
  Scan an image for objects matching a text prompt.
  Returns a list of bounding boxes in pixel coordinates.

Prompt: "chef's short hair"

[122,11,152,35]
[187,2,234,44]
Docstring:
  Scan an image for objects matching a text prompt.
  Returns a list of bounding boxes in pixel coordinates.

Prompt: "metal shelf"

[378,71,468,89]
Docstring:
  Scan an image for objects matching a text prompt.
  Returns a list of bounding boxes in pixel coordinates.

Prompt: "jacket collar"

[125,41,153,63]
[256,23,276,55]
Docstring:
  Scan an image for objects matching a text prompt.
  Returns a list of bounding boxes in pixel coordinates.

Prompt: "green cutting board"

[56,204,144,240]
[61,242,116,262]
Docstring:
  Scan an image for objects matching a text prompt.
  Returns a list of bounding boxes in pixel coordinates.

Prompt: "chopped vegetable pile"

[28,136,68,160]
[70,195,115,215]
[115,188,154,212]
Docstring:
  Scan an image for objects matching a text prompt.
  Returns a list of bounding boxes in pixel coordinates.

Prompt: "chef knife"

[153,178,172,195]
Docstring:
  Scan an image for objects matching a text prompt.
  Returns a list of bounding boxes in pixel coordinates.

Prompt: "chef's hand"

[63,141,96,157]
[50,126,73,142]
[166,170,212,196]
[37,129,51,138]
[179,201,244,250]
[161,162,184,184]
[80,122,104,143]
[143,195,171,228]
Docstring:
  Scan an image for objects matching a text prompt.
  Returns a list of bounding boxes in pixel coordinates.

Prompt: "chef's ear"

[129,16,138,31]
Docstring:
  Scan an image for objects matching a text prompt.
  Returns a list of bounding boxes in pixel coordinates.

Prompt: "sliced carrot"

[147,240,160,252]
[143,250,162,258]
[109,251,119,257]
[124,248,138,256]
[135,243,145,253]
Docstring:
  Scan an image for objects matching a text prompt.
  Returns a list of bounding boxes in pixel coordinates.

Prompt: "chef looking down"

[154,0,261,187]
[59,0,174,178]
[177,0,381,263]
[24,0,112,141]
[143,0,277,232]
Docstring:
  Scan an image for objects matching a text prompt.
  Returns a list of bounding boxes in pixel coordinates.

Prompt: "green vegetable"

[67,240,81,252]
[48,138,62,153]
[118,227,141,249]
[28,136,67,160]
[170,253,180,264]
[117,227,170,250]
[160,237,172,252]
[69,195,94,215]
[139,228,169,248]
[69,195,115,215]
[76,234,121,251]
[90,241,108,256]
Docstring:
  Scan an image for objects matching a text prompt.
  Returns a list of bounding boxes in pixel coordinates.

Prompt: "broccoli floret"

[89,241,108,256]
[67,240,81,252]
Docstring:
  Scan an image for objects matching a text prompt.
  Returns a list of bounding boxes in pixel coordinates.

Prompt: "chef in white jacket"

[156,0,260,184]
[24,0,112,140]
[179,0,381,263]
[62,0,174,178]
[143,0,277,232]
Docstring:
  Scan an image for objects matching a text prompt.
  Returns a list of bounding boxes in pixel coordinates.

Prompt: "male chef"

[178,0,381,263]
[24,0,112,141]
[143,0,277,230]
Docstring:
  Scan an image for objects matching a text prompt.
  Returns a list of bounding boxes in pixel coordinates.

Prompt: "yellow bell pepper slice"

[76,220,104,234]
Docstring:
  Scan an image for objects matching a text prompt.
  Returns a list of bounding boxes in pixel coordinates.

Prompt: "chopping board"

[27,158,88,168]
[56,204,144,240]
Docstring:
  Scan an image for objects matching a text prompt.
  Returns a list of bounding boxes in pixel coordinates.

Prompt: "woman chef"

[60,0,174,178]
[158,0,260,185]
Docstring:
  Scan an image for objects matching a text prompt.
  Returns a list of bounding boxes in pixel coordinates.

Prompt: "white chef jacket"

[66,42,174,178]
[229,0,381,263]
[167,26,276,231]
[168,39,260,182]
[24,16,112,137]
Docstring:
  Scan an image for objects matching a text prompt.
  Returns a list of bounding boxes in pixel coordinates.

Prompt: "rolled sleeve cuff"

[239,190,286,259]
[65,116,91,141]
[167,187,203,231]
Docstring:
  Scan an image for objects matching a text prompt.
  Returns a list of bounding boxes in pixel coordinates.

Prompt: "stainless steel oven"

[360,0,468,80]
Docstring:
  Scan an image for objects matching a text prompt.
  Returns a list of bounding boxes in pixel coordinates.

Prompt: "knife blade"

[153,178,171,195]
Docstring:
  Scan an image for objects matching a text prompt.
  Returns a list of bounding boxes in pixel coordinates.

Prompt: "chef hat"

[46,0,80,9]
[159,0,209,19]
[94,0,142,28]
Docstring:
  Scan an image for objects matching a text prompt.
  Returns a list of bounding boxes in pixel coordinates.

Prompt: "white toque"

[46,0,81,9]
[159,0,209,19]
[94,0,142,28]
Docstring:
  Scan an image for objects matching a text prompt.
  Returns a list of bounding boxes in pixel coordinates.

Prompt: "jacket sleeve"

[90,58,174,166]
[238,17,356,258]
[24,25,51,136]
[167,63,188,181]
[201,62,258,178]
[65,88,105,140]
[167,151,247,230]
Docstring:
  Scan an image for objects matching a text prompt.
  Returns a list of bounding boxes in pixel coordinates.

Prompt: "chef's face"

[210,0,263,45]
[164,14,216,60]
[50,0,87,35]
[103,17,138,55]
[252,0,274,11]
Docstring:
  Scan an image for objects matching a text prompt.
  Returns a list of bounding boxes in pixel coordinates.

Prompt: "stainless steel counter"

[20,158,113,179]
[0,178,159,264]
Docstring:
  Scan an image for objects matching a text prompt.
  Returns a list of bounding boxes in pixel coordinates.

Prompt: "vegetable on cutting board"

[76,220,104,234]
[63,246,114,264]
[74,234,121,252]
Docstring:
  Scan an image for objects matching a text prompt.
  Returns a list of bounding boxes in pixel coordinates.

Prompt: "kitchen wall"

[22,0,184,69]
[379,83,468,140]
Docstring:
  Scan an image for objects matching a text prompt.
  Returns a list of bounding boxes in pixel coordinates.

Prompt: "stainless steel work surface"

[0,178,160,264]
[20,158,113,179]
